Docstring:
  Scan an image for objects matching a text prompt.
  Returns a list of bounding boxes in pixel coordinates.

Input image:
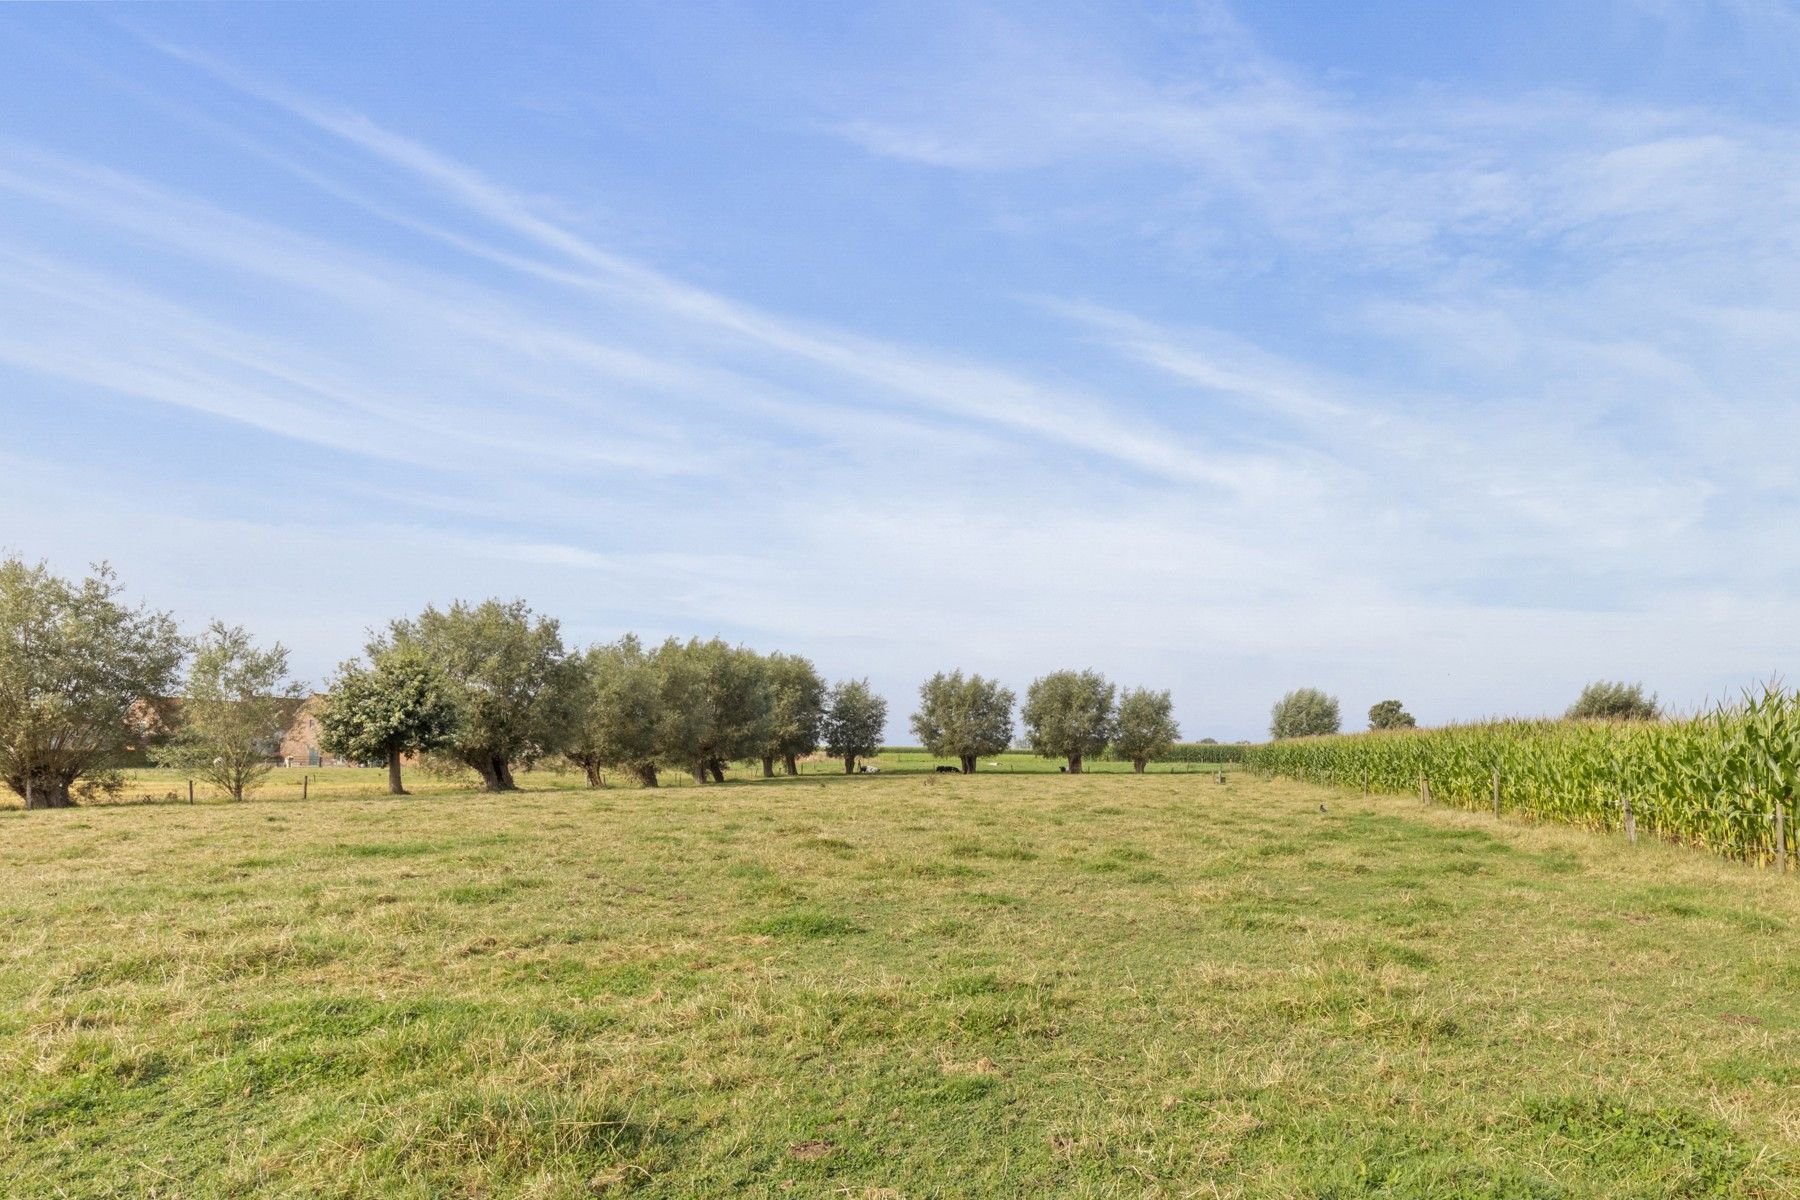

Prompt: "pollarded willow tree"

[380,599,581,792]
[1113,686,1180,773]
[1270,688,1340,739]
[1021,669,1116,774]
[649,637,711,785]
[318,643,462,795]
[565,635,663,788]
[651,637,772,784]
[0,558,184,809]
[757,652,826,777]
[910,670,1014,773]
[156,621,304,801]
[823,678,887,774]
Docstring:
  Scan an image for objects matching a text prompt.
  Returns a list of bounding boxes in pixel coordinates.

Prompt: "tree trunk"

[1132,758,1147,774]
[635,763,659,788]
[388,748,409,795]
[21,771,74,809]
[1067,754,1083,774]
[708,758,726,784]
[691,761,709,785]
[474,755,517,792]
[582,762,605,788]
[961,755,976,774]
[843,756,856,774]
[761,756,775,779]
[783,753,799,776]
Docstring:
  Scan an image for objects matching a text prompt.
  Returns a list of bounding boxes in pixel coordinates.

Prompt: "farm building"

[119,695,358,768]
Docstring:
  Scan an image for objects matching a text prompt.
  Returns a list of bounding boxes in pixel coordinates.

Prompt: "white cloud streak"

[4,7,1799,738]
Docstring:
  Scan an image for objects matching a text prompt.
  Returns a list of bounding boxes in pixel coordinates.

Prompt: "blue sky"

[3,2,1798,740]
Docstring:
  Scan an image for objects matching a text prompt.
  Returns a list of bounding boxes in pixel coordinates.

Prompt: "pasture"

[93,750,1238,809]
[2,771,1795,1198]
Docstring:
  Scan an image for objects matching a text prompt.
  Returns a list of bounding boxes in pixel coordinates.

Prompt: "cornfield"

[1245,685,1799,867]
[1158,742,1252,764]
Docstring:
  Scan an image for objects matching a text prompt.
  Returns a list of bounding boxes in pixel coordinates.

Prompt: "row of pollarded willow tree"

[0,556,1182,807]
[913,669,1181,774]
[320,601,891,792]
[0,557,892,804]
[334,614,1183,789]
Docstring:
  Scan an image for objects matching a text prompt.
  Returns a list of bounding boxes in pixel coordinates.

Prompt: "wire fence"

[43,753,1246,808]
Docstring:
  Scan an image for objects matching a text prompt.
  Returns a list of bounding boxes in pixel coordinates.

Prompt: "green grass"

[1,771,1796,1198]
[870,748,1238,775]
[100,750,1239,808]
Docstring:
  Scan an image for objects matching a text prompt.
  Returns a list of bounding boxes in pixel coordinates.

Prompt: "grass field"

[94,753,1241,807]
[2,771,1796,1198]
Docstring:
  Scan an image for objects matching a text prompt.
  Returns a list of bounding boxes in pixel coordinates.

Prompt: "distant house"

[120,694,359,768]
[278,696,356,767]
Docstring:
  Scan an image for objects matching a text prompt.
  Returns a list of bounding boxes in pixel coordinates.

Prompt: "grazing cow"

[935,765,960,774]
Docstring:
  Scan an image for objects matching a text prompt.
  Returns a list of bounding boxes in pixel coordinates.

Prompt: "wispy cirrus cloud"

[822,8,1800,286]
[132,36,1293,496]
[4,2,1800,738]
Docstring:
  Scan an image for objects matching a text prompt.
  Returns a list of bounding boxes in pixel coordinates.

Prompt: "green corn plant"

[1245,687,1800,865]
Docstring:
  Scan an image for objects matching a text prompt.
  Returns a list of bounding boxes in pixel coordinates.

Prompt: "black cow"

[935,765,960,774]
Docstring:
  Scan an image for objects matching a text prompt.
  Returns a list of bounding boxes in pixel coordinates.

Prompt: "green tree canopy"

[1270,688,1341,739]
[822,678,887,774]
[0,558,183,809]
[1566,680,1660,722]
[318,643,461,795]
[1113,687,1180,772]
[1367,699,1416,731]
[1021,669,1116,773]
[156,621,303,801]
[649,637,772,783]
[380,599,580,792]
[757,652,826,777]
[565,635,663,788]
[910,670,1015,773]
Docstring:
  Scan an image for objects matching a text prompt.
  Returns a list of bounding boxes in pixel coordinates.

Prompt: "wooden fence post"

[303,775,309,801]
[1776,800,1787,874]
[188,779,194,805]
[1491,768,1501,819]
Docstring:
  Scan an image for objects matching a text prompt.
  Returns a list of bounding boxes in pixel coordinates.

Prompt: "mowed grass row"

[89,752,1245,808]
[1248,694,1800,865]
[1,772,1796,1198]
[871,749,1236,775]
